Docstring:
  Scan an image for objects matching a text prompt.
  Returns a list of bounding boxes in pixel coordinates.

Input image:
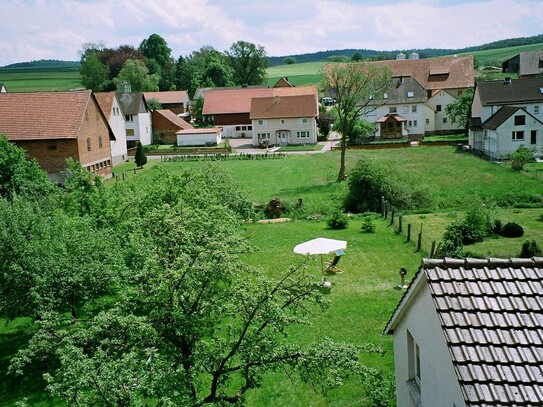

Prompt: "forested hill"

[267,33,543,66]
[2,59,80,69]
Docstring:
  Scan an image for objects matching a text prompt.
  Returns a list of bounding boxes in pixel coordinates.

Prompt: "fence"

[381,197,439,257]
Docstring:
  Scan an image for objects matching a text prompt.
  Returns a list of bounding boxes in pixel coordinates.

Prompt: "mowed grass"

[0,67,83,92]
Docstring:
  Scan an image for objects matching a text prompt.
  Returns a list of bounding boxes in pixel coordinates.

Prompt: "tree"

[115,59,159,92]
[316,106,335,140]
[225,40,268,85]
[322,62,392,181]
[134,141,147,168]
[351,52,363,62]
[0,135,53,200]
[139,34,172,68]
[191,96,205,126]
[284,56,296,65]
[506,145,535,171]
[80,54,110,91]
[445,88,474,133]
[146,98,162,111]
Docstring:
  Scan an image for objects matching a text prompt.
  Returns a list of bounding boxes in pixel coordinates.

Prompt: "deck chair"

[323,250,344,274]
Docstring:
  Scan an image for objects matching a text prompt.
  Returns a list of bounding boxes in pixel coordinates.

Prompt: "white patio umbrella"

[293,237,347,273]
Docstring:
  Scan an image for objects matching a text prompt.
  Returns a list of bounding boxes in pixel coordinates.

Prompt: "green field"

[0,66,82,92]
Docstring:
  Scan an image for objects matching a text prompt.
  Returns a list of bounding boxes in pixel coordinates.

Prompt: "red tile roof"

[250,94,317,119]
[368,56,474,90]
[0,90,93,140]
[154,109,194,130]
[94,92,117,120]
[144,91,189,104]
[203,86,317,115]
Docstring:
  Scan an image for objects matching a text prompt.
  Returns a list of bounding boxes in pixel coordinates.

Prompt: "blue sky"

[0,0,542,66]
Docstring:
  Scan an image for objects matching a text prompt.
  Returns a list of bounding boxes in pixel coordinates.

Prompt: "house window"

[47,144,57,150]
[235,126,241,131]
[126,129,135,137]
[86,137,91,151]
[514,115,526,125]
[531,130,537,144]
[383,93,388,99]
[413,120,417,127]
[99,136,103,148]
[535,106,540,115]
[299,118,309,124]
[403,106,409,114]
[406,330,421,403]
[407,91,414,98]
[443,117,448,124]
[512,130,525,140]
[257,133,270,140]
[125,115,133,122]
[425,118,430,124]
[257,120,266,126]
[412,106,417,113]
[436,105,442,112]
[389,107,397,114]
[280,119,285,125]
[297,131,310,139]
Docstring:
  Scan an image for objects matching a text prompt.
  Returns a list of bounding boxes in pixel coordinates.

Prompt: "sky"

[1,0,543,67]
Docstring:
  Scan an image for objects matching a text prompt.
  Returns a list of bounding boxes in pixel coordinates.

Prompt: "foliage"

[0,135,53,201]
[79,54,110,91]
[226,40,269,86]
[316,107,335,140]
[344,157,434,213]
[360,367,396,407]
[284,56,296,64]
[114,59,159,92]
[191,96,205,125]
[445,88,474,130]
[498,221,524,238]
[139,33,172,68]
[326,210,349,229]
[326,55,351,62]
[145,97,162,111]
[360,212,376,233]
[322,62,392,181]
[436,224,465,258]
[135,141,148,168]
[506,145,535,171]
[519,239,542,258]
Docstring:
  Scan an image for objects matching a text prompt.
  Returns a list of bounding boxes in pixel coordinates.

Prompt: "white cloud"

[0,0,541,66]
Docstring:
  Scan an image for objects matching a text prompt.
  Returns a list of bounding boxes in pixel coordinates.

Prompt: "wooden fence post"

[390,208,395,226]
[381,196,385,217]
[407,224,411,242]
[398,214,403,233]
[430,240,436,257]
[416,223,423,252]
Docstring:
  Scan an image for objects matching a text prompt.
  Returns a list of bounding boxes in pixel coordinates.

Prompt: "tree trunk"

[337,134,347,182]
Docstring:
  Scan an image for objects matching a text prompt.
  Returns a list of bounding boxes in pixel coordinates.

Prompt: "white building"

[117,92,152,147]
[95,92,128,166]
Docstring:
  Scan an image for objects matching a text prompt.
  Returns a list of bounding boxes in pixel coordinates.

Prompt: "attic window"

[407,91,414,98]
[384,93,388,99]
[540,88,543,95]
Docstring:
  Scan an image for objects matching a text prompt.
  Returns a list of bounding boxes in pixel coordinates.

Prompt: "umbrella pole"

[321,254,324,274]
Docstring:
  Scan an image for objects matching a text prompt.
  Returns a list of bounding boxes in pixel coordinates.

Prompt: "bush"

[519,240,542,258]
[360,212,376,233]
[498,222,524,238]
[326,210,349,229]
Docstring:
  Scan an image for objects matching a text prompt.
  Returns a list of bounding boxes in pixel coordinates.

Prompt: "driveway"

[228,135,340,155]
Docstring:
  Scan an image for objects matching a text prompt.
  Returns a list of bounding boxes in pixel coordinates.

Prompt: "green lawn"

[0,67,83,92]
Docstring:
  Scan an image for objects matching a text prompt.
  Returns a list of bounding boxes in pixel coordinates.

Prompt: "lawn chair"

[323,250,344,274]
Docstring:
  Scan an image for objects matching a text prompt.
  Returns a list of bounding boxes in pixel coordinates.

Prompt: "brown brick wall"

[214,113,250,126]
[16,139,79,174]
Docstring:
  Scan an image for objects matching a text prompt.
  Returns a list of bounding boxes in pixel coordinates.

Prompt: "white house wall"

[137,112,152,145]
[392,285,466,407]
[177,132,222,146]
[426,90,464,132]
[251,117,317,146]
[109,98,128,165]
[488,114,542,160]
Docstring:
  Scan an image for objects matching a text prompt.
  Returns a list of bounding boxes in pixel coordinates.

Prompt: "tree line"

[80,34,269,98]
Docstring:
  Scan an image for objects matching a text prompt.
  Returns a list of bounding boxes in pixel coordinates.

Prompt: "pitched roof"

[385,257,543,406]
[144,90,189,104]
[203,86,318,115]
[117,92,147,115]
[250,94,317,119]
[94,92,117,120]
[503,51,543,77]
[383,76,426,104]
[0,90,96,140]
[476,77,543,106]
[368,56,474,90]
[154,109,193,130]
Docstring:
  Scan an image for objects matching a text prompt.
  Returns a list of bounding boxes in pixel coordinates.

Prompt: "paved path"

[228,135,340,155]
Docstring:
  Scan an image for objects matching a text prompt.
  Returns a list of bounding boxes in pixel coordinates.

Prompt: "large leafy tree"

[9,168,363,405]
[80,54,110,91]
[139,33,172,68]
[322,63,392,181]
[0,135,53,200]
[445,88,474,133]
[115,59,159,92]
[225,40,268,86]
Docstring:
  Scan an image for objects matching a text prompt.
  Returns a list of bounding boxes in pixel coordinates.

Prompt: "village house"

[144,90,191,118]
[384,257,543,407]
[361,55,474,140]
[117,92,153,148]
[151,108,222,146]
[469,77,543,160]
[94,92,128,166]
[0,90,114,182]
[202,85,318,145]
[502,51,543,78]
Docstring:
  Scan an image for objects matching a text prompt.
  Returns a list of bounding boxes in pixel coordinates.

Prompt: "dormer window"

[384,93,388,99]
[407,91,414,98]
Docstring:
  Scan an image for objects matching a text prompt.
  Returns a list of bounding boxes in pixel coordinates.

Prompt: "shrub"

[360,212,376,233]
[519,240,542,258]
[264,198,286,218]
[326,210,349,229]
[498,222,524,238]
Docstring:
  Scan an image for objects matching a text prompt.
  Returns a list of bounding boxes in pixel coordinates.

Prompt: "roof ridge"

[422,257,543,269]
